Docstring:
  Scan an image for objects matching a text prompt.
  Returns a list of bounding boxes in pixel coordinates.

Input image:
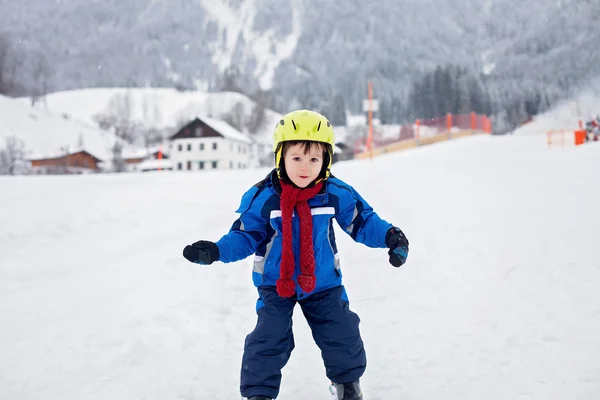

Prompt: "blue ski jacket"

[215,170,393,298]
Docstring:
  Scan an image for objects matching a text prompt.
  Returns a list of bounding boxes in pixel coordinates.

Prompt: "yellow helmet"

[273,109,335,180]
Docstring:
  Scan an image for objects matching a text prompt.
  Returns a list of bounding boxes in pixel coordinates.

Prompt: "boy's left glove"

[182,240,219,265]
[385,227,409,267]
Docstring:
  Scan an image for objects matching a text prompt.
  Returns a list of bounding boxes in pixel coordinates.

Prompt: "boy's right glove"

[182,240,219,265]
[385,227,409,267]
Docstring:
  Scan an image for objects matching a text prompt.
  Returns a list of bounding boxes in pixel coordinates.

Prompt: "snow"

[1,133,599,400]
[201,117,253,144]
[513,83,600,136]
[246,0,303,90]
[136,158,173,171]
[0,94,116,160]
[483,62,496,75]
[24,88,283,144]
[121,144,169,160]
[199,0,302,90]
[336,115,442,147]
[198,0,240,70]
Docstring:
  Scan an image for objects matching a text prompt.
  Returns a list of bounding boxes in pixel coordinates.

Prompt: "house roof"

[121,143,170,160]
[203,117,254,144]
[29,147,104,161]
[29,148,103,162]
[174,116,253,144]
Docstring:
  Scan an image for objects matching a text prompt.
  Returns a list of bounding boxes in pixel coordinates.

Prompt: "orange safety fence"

[354,112,492,157]
[547,129,590,147]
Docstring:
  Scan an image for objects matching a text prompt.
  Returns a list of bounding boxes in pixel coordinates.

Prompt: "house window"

[238,162,242,169]
[213,142,217,150]
[200,143,204,151]
[187,143,192,151]
[178,144,182,151]
[195,127,203,137]
[212,161,217,169]
[230,161,233,169]
[178,162,182,170]
[199,161,204,170]
[187,161,192,170]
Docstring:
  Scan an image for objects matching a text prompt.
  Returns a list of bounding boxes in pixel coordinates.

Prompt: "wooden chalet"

[29,150,103,174]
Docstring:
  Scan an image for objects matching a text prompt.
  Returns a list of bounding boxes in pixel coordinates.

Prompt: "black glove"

[182,240,219,265]
[385,227,409,267]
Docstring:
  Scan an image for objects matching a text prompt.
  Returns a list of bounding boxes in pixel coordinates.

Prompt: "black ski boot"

[247,396,272,400]
[334,380,363,400]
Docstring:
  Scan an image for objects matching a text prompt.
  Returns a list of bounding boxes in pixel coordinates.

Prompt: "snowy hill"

[1,134,599,399]
[2,0,599,117]
[30,88,283,145]
[0,94,116,160]
[513,79,600,136]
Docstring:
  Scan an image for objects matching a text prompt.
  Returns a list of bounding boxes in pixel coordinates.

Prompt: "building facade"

[168,117,253,171]
[29,150,102,174]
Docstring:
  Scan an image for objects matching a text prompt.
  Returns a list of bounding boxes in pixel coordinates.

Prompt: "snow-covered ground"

[1,134,599,400]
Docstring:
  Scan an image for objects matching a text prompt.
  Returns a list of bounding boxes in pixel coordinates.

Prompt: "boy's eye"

[311,158,320,162]
[292,157,302,161]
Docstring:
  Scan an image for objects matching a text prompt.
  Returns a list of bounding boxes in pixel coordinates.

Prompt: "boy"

[182,110,409,400]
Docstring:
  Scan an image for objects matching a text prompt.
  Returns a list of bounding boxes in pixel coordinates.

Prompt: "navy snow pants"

[240,285,366,399]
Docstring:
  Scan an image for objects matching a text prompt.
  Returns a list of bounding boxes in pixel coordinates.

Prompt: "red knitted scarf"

[276,180,323,298]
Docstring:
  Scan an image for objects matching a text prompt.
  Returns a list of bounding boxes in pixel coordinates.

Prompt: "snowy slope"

[513,82,600,135]
[28,88,283,145]
[0,95,116,160]
[0,135,599,400]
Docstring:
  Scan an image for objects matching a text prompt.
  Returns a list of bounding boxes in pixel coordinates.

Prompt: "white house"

[168,117,253,171]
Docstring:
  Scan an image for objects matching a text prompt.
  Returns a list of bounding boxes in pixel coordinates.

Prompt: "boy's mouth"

[299,175,309,179]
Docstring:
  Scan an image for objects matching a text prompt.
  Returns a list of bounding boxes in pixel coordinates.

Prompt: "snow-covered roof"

[200,116,253,144]
[121,143,170,159]
[28,146,104,161]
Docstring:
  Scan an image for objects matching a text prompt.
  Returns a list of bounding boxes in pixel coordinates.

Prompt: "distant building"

[29,149,103,174]
[168,117,253,171]
[122,147,171,172]
[332,142,354,163]
[138,157,173,172]
[25,117,254,174]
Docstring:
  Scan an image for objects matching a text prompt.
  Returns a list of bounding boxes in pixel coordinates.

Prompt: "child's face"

[283,143,324,188]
